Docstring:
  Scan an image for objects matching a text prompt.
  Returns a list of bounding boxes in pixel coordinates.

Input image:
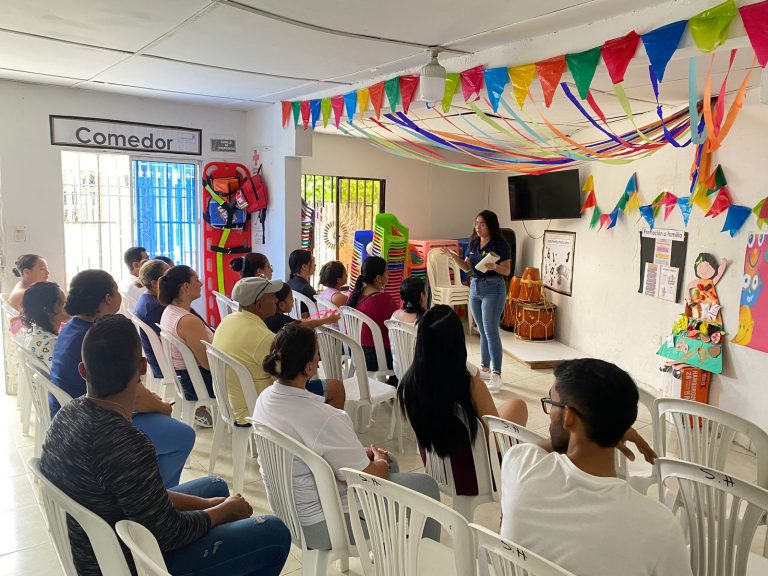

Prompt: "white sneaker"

[194,407,213,428]
[487,373,503,393]
[479,368,492,382]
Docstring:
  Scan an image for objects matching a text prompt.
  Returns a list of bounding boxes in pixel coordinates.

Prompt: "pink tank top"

[159,304,211,370]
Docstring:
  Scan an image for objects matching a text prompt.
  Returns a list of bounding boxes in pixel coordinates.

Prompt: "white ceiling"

[0,0,763,136]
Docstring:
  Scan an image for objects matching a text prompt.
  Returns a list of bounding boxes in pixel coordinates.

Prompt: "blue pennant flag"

[641,20,687,83]
[483,67,510,113]
[639,204,655,230]
[678,196,693,227]
[607,207,620,230]
[625,172,637,194]
[721,205,752,237]
[310,99,321,129]
[344,91,357,123]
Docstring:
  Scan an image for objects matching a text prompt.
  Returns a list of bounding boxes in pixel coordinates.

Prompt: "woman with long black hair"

[443,210,511,392]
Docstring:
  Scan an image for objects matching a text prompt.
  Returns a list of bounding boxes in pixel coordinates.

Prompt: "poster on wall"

[541,230,576,296]
[638,229,688,302]
[732,233,768,352]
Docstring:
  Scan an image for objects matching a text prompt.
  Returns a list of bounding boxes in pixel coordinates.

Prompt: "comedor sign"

[50,116,202,156]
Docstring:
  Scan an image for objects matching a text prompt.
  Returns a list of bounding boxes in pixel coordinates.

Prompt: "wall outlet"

[13,226,26,242]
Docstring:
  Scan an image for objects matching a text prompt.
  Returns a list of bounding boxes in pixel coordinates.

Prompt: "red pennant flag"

[759,197,768,220]
[599,213,612,230]
[369,82,385,119]
[399,75,420,114]
[664,202,677,220]
[331,96,344,127]
[601,31,641,84]
[739,0,768,68]
[281,101,291,128]
[705,186,732,217]
[580,190,596,213]
[460,66,485,102]
[660,191,678,206]
[300,100,310,130]
[535,56,567,108]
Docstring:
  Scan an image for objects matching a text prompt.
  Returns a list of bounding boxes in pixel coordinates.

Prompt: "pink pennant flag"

[705,186,732,217]
[399,75,420,114]
[739,0,768,67]
[599,213,612,230]
[331,96,344,127]
[300,100,310,130]
[759,197,768,220]
[601,31,641,84]
[460,66,485,102]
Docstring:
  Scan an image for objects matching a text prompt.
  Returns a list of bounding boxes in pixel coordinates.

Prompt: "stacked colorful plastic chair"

[371,214,409,307]
[349,230,373,287]
[408,239,460,290]
[301,199,314,251]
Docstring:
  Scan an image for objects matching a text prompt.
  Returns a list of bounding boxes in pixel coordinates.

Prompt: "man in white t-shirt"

[500,358,692,576]
[119,246,148,307]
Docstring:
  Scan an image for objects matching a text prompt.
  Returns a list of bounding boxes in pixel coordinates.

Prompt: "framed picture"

[541,230,576,296]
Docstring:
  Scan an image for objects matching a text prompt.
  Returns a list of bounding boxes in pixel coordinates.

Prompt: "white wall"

[486,88,768,434]
[0,80,248,293]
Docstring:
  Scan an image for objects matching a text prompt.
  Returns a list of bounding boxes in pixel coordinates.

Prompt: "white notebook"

[475,251,500,273]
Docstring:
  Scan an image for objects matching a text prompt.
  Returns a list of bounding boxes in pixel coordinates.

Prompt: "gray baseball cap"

[231,276,283,306]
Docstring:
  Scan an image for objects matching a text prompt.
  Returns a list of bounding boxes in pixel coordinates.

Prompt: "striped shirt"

[40,397,210,576]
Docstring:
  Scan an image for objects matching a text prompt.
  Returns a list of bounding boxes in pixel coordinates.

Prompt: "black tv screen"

[508,169,582,220]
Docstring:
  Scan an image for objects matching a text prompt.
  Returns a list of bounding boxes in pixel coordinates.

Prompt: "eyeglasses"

[540,397,582,417]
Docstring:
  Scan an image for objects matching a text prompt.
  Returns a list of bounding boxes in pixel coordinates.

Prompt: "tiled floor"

[0,335,761,575]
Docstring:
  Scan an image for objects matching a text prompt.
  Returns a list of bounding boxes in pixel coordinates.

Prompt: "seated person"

[119,246,148,307]
[252,323,440,550]
[21,281,69,369]
[501,358,691,576]
[391,277,427,325]
[213,278,345,426]
[398,305,528,496]
[231,252,273,279]
[318,260,349,308]
[40,315,291,576]
[51,269,194,488]
[8,254,49,312]
[287,249,316,317]
[265,283,340,334]
[347,256,398,373]
[154,255,174,267]
[158,265,215,428]
[133,259,170,380]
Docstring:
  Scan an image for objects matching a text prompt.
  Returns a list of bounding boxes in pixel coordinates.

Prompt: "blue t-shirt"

[466,237,511,278]
[133,293,166,378]
[50,317,92,416]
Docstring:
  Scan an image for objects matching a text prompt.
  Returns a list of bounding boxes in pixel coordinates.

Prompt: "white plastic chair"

[342,468,474,576]
[316,326,398,436]
[11,334,33,435]
[384,319,417,381]
[658,458,768,576]
[291,290,318,320]
[315,295,343,330]
[471,523,578,576]
[115,520,171,576]
[483,415,545,502]
[1,297,22,399]
[422,411,494,521]
[339,306,394,380]
[158,328,217,428]
[132,316,178,403]
[248,420,354,576]
[28,457,133,576]
[426,248,472,325]
[212,290,240,321]
[614,386,659,494]
[203,341,258,494]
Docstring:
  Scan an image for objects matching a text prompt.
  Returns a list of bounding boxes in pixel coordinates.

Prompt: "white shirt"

[119,276,146,310]
[501,444,692,576]
[252,382,370,526]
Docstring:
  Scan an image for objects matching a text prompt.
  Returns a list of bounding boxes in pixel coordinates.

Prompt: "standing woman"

[443,210,511,392]
[8,254,50,311]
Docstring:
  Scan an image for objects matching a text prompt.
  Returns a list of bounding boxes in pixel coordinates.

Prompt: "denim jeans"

[164,477,291,576]
[469,276,506,373]
[133,413,195,488]
[176,367,216,401]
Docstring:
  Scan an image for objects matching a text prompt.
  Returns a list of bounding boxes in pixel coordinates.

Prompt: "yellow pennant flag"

[626,191,641,213]
[691,182,711,212]
[508,64,537,109]
[581,174,594,193]
[357,88,370,119]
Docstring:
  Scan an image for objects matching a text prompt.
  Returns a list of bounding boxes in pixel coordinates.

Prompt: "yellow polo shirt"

[211,310,274,424]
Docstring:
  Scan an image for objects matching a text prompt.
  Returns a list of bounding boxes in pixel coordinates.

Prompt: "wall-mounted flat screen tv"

[508,169,582,220]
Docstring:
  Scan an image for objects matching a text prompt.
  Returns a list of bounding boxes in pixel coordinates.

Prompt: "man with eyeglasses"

[500,358,691,576]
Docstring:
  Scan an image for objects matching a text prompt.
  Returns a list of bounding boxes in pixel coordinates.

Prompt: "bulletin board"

[541,230,576,296]
[638,229,688,303]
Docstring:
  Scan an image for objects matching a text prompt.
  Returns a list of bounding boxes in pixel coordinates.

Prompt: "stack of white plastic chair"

[426,248,471,321]
[212,290,240,321]
[115,520,172,576]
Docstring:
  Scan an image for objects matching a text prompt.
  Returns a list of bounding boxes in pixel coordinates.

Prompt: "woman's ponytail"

[346,276,366,308]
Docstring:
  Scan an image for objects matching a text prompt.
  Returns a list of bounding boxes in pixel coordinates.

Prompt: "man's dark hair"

[554,358,638,448]
[123,246,147,270]
[83,315,142,398]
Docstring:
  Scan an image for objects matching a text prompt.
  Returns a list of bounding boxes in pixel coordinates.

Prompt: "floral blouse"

[23,324,57,370]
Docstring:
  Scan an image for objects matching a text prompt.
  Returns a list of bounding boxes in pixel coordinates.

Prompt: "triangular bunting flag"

[616,192,630,213]
[536,56,567,108]
[705,187,732,217]
[399,75,420,114]
[664,200,678,221]
[483,67,510,113]
[281,101,291,128]
[300,100,311,130]
[641,20,687,82]
[624,172,637,194]
[721,204,752,237]
[678,196,693,226]
[651,191,666,218]
[292,101,301,128]
[331,96,344,127]
[689,0,738,53]
[756,199,768,228]
[442,73,461,113]
[639,205,655,229]
[692,182,711,211]
[344,91,357,123]
[589,205,603,229]
[607,207,620,229]
[565,47,602,99]
[321,98,332,128]
[508,64,537,109]
[384,77,400,113]
[602,31,641,84]
[369,82,385,119]
[581,190,596,213]
[626,192,641,213]
[582,174,594,194]
[740,0,768,68]
[599,213,612,230]
[714,164,727,189]
[460,66,485,102]
[358,88,370,119]
[310,99,321,129]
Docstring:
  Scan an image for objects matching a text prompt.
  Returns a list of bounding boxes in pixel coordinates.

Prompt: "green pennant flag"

[616,192,630,213]
[292,101,301,127]
[714,164,727,189]
[385,77,400,113]
[651,191,665,218]
[565,47,602,99]
[321,98,332,128]
[442,73,461,113]
[589,205,602,229]
[688,0,737,53]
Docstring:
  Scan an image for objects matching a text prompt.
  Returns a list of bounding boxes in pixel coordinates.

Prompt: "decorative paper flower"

[711,332,721,344]
[672,315,688,334]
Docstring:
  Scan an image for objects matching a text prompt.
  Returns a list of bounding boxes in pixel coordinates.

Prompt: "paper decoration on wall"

[688,0,738,53]
[300,100,310,129]
[732,233,768,352]
[344,91,357,123]
[369,82,385,118]
[722,205,752,237]
[281,101,291,128]
[641,20,688,82]
[602,31,641,84]
[384,77,400,113]
[638,229,688,302]
[321,98,332,128]
[358,88,370,117]
[509,64,537,108]
[399,75,420,114]
[739,0,768,67]
[678,196,693,226]
[292,101,301,127]
[331,96,344,127]
[639,204,655,230]
[483,67,510,113]
[536,56,567,108]
[310,99,321,129]
[442,73,460,113]
[460,66,485,102]
[565,47,602,99]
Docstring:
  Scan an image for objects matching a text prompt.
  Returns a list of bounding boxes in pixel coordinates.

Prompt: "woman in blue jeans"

[443,210,511,392]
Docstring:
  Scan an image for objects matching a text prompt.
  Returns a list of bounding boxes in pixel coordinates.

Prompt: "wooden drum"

[519,267,542,302]
[501,277,522,331]
[515,302,557,341]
